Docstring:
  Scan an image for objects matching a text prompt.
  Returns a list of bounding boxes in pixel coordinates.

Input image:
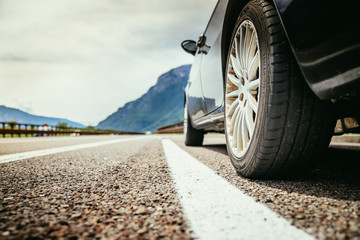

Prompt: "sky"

[0,0,218,126]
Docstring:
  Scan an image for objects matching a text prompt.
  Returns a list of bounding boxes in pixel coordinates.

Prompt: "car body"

[182,0,360,178]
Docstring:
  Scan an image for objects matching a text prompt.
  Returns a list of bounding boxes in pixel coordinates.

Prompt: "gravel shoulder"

[0,138,193,239]
[169,134,360,240]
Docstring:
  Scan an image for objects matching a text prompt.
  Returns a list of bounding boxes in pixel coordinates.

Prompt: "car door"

[199,0,228,115]
[187,48,207,121]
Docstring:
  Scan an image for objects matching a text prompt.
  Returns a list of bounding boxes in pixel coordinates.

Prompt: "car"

[181,0,360,178]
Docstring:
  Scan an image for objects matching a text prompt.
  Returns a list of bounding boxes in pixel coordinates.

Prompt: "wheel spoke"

[227,73,240,87]
[239,27,244,69]
[236,109,244,150]
[246,30,255,69]
[227,99,239,117]
[248,50,259,81]
[242,24,248,70]
[248,78,259,91]
[226,89,239,98]
[230,55,243,79]
[248,50,258,71]
[233,108,242,147]
[230,105,241,133]
[248,94,258,114]
[234,35,243,71]
[241,111,248,151]
[245,103,255,139]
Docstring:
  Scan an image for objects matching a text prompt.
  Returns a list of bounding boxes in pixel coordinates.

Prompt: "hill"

[97,64,191,132]
[0,105,85,128]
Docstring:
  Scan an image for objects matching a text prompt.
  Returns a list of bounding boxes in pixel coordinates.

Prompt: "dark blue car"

[182,0,360,178]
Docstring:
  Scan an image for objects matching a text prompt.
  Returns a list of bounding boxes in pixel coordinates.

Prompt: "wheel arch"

[221,0,279,79]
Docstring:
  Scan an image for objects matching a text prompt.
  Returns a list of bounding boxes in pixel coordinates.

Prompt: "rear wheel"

[184,101,204,146]
[224,0,335,178]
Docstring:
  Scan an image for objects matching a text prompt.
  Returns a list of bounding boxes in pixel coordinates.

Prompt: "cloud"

[0,0,218,125]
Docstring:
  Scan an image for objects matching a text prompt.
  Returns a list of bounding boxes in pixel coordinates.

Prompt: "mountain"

[0,105,85,128]
[97,64,191,132]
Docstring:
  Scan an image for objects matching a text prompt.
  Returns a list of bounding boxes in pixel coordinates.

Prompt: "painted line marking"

[161,139,314,240]
[0,136,152,164]
[0,136,114,144]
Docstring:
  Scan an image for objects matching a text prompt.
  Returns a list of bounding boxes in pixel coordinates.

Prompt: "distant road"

[0,135,359,239]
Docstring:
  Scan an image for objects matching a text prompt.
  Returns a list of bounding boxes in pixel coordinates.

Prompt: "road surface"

[0,134,359,239]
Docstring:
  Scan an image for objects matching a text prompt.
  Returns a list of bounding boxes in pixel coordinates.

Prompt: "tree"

[8,120,17,129]
[56,122,68,129]
[84,125,96,131]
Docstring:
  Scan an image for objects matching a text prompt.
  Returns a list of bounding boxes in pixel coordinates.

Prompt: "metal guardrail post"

[25,124,28,137]
[10,124,14,138]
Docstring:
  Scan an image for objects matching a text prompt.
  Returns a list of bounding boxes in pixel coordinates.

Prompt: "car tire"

[184,101,204,146]
[224,0,335,178]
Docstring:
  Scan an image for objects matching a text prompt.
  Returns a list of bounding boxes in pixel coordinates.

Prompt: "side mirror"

[181,40,197,56]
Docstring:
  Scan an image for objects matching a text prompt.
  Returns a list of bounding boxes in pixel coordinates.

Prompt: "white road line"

[0,136,152,164]
[0,136,113,144]
[161,139,314,240]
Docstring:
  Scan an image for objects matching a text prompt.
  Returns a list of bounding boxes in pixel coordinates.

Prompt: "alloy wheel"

[225,20,260,158]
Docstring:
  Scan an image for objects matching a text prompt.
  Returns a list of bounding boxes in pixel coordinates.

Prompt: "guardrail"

[157,121,184,133]
[0,121,143,137]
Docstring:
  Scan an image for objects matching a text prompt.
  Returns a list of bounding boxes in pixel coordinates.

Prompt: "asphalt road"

[0,134,359,239]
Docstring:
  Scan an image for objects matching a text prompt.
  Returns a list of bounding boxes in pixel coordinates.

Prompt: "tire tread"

[184,107,204,146]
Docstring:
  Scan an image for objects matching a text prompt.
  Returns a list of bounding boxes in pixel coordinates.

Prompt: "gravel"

[171,135,360,240]
[0,138,193,239]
